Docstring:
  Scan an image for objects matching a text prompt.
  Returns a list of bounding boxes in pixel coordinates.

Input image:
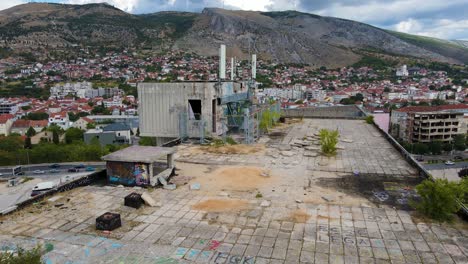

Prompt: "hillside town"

[1,50,467,135]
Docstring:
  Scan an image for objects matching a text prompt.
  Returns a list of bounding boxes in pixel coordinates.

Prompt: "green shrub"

[212,138,224,147]
[319,129,340,156]
[365,115,374,124]
[0,245,44,264]
[413,179,466,222]
[225,137,237,145]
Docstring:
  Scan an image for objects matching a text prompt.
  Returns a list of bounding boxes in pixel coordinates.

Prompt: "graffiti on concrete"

[107,161,150,186]
[134,163,149,185]
[372,190,389,202]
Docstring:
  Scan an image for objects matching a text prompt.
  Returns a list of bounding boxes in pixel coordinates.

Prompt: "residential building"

[10,119,47,135]
[73,117,95,130]
[84,123,131,146]
[48,112,70,130]
[0,99,18,114]
[390,104,468,143]
[102,123,132,144]
[396,65,409,77]
[0,114,14,136]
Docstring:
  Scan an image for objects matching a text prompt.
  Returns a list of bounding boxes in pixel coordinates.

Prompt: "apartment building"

[390,104,468,143]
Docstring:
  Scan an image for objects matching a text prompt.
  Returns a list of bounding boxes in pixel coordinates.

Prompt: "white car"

[33,170,45,174]
[445,161,455,165]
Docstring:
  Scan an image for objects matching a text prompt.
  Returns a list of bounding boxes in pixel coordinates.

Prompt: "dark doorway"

[212,99,217,133]
[188,99,202,120]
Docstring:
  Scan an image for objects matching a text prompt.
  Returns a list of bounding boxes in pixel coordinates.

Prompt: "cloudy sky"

[1,0,467,40]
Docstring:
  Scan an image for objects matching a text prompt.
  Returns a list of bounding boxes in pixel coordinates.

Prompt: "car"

[68,168,79,172]
[416,157,424,162]
[49,164,60,168]
[445,161,455,165]
[49,169,60,173]
[454,156,463,161]
[0,173,3,176]
[31,181,56,197]
[33,170,45,174]
[85,166,95,172]
[75,164,85,169]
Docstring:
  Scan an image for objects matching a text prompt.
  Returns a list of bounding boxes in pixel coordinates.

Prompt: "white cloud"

[0,0,26,11]
[395,19,468,40]
[313,0,467,24]
[225,0,271,11]
[395,19,422,33]
[64,0,139,12]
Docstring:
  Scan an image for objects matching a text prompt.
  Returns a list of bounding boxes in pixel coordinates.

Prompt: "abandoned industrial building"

[138,45,279,145]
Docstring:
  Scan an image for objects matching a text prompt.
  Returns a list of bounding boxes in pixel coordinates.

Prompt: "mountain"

[451,40,468,49]
[0,3,467,67]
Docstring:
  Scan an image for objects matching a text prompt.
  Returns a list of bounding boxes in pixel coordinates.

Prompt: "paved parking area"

[0,119,466,263]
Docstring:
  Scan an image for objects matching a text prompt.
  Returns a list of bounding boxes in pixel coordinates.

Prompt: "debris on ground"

[163,184,176,190]
[190,183,201,190]
[141,192,157,207]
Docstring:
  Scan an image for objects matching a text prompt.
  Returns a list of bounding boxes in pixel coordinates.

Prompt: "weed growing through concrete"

[319,129,339,156]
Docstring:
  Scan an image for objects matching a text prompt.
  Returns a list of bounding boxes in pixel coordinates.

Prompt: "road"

[0,162,105,177]
[422,161,468,171]
[0,166,105,214]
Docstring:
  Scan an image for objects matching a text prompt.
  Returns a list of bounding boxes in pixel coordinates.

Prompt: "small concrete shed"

[101,146,176,187]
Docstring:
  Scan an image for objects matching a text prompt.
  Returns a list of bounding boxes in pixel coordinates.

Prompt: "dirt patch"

[290,209,311,223]
[192,199,250,212]
[195,166,275,192]
[204,144,265,155]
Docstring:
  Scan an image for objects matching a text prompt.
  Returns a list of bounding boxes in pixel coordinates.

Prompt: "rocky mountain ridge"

[0,3,466,67]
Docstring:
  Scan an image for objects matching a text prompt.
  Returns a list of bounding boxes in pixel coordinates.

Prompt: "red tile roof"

[0,114,14,124]
[12,119,30,128]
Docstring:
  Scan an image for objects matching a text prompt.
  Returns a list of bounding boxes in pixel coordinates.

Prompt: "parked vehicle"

[454,156,463,161]
[445,160,455,165]
[68,168,79,172]
[31,181,57,196]
[75,164,85,169]
[49,169,60,173]
[85,166,95,172]
[49,164,60,168]
[33,170,45,174]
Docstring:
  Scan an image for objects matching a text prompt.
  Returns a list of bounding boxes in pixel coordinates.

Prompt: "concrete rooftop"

[101,145,176,163]
[0,119,466,263]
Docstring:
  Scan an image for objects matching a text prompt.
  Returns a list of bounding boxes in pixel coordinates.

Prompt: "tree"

[319,129,340,156]
[139,137,157,146]
[413,143,429,155]
[52,130,59,144]
[428,141,442,155]
[23,112,48,120]
[24,137,32,149]
[431,98,447,106]
[453,134,466,151]
[442,143,453,152]
[413,179,466,222]
[26,127,36,137]
[0,135,24,152]
[65,128,84,144]
[365,115,374,124]
[86,123,96,129]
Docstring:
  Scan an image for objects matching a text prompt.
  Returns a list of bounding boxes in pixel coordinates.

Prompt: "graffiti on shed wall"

[134,163,149,185]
